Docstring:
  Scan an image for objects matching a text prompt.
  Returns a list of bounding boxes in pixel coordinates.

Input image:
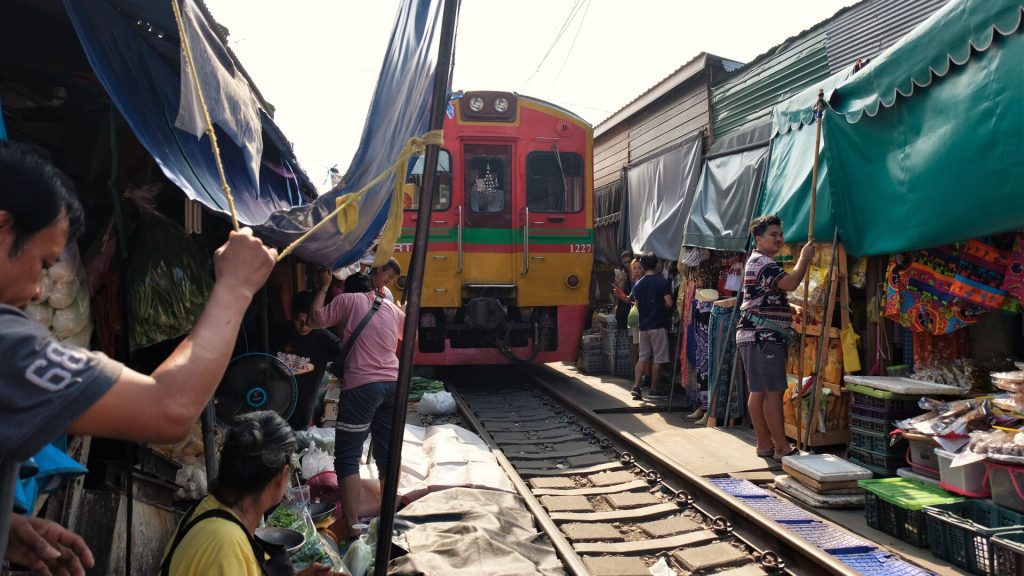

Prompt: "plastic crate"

[846,383,923,414]
[580,332,604,351]
[833,551,936,576]
[851,426,904,455]
[601,330,631,355]
[935,449,990,497]
[849,454,899,478]
[850,412,898,435]
[577,349,604,373]
[849,445,905,472]
[992,531,1024,576]
[924,499,1024,575]
[860,478,963,547]
[906,435,941,479]
[785,521,876,554]
[604,351,633,378]
[986,461,1024,514]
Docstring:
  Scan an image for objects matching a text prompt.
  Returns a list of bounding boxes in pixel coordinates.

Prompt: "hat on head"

[695,288,720,302]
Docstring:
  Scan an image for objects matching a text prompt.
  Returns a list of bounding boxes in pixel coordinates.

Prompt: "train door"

[515,144,590,306]
[401,150,458,307]
[460,142,517,287]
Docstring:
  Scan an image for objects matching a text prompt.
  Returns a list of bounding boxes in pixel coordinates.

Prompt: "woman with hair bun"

[160,411,342,576]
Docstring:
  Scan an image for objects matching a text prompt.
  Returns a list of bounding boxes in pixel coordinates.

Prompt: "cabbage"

[52,286,89,338]
[25,302,53,328]
[47,278,77,310]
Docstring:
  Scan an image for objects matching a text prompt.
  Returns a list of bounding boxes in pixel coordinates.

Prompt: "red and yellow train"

[392,91,593,365]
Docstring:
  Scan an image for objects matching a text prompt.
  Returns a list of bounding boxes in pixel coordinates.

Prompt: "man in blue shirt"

[629,253,673,399]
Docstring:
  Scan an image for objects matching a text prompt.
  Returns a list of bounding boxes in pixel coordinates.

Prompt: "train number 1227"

[569,244,592,253]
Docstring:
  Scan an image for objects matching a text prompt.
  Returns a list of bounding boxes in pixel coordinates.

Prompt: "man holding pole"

[736,215,814,460]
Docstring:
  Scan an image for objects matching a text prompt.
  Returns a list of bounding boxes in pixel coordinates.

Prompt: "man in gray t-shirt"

[0,142,278,573]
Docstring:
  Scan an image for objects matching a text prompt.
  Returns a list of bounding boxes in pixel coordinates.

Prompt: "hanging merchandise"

[1001,232,1024,301]
[948,238,1010,310]
[126,187,214,350]
[27,245,94,347]
[884,249,984,335]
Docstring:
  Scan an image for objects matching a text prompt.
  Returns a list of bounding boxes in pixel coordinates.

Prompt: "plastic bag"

[268,500,342,571]
[301,444,334,480]
[47,278,77,310]
[626,303,639,329]
[47,246,80,284]
[418,391,456,415]
[62,320,93,348]
[342,538,373,576]
[52,286,90,338]
[25,302,53,328]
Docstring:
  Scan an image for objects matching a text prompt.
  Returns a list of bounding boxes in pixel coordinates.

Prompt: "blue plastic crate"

[833,551,936,576]
[785,521,876,554]
[708,477,770,498]
[741,495,815,523]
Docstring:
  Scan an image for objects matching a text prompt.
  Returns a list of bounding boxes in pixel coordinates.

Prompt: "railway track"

[443,365,923,576]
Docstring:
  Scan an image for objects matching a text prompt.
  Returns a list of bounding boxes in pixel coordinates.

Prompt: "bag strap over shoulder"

[332,295,384,370]
[160,507,263,576]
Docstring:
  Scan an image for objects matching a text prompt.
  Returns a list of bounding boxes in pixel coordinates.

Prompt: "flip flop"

[773,446,799,461]
[756,448,774,458]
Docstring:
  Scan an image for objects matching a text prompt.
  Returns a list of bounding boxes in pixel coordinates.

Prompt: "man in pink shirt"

[308,270,405,538]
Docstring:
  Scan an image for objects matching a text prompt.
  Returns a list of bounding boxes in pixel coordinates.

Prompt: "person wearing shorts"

[736,215,814,460]
[629,253,673,399]
[308,271,404,539]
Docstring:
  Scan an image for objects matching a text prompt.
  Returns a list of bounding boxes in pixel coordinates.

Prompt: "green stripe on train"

[399,228,594,244]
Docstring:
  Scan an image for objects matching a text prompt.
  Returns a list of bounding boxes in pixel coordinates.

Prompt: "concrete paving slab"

[562,523,623,541]
[639,515,703,537]
[587,470,639,486]
[605,491,661,509]
[539,495,593,512]
[503,445,600,459]
[715,565,769,576]
[674,541,749,571]
[528,477,576,490]
[566,453,611,467]
[492,434,580,445]
[517,461,624,477]
[550,502,678,523]
[729,471,778,483]
[573,529,718,554]
[533,480,649,496]
[485,420,565,432]
[582,555,650,576]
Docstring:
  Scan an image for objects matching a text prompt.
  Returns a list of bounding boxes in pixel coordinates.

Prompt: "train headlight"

[468,97,485,112]
[493,97,509,113]
[566,274,580,288]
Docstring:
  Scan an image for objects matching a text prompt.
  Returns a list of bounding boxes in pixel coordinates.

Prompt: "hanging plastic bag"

[418,390,456,415]
[52,286,90,339]
[841,326,861,373]
[626,303,639,329]
[301,444,334,480]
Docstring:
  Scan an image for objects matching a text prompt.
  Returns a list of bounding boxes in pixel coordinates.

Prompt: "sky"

[204,0,859,191]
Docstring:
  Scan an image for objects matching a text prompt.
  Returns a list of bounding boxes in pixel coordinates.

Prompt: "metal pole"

[796,89,826,450]
[374,0,460,572]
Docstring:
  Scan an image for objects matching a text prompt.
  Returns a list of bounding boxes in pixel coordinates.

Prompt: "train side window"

[404,150,451,211]
[465,144,511,214]
[526,150,583,213]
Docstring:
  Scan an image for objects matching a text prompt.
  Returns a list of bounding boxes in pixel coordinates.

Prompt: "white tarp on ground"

[397,424,516,504]
[388,487,563,576]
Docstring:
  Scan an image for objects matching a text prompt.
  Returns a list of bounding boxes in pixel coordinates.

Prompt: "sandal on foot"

[756,448,774,458]
[773,446,799,461]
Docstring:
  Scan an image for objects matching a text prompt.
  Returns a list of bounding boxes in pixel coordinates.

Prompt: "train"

[391,90,594,365]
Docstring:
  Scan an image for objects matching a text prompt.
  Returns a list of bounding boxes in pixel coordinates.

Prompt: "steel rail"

[449,385,592,576]
[522,366,863,576]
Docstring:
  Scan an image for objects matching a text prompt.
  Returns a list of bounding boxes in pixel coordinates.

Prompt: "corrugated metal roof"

[826,0,952,72]
[711,30,831,138]
[594,52,741,138]
[710,0,949,139]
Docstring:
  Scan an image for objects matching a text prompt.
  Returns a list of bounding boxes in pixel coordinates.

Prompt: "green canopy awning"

[824,0,1024,255]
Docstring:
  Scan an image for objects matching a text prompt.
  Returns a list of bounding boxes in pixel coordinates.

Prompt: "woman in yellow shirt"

[160,411,340,576]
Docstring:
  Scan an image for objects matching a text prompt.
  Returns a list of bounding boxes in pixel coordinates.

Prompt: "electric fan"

[214,353,298,425]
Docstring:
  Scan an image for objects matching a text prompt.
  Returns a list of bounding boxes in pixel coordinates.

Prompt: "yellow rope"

[275,130,444,262]
[171,0,240,231]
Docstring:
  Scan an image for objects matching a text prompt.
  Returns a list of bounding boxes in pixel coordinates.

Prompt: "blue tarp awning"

[65,0,448,268]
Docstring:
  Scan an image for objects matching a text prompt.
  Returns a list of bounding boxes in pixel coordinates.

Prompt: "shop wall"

[628,80,711,163]
[594,123,628,190]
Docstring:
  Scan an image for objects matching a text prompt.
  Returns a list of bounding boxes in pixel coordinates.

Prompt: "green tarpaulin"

[758,0,1024,255]
[825,0,1024,256]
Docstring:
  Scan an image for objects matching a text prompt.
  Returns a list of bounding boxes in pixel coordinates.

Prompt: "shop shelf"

[924,499,1024,575]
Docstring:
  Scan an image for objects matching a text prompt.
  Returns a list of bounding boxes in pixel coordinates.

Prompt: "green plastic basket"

[992,531,1024,576]
[860,478,963,548]
[924,500,1024,575]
